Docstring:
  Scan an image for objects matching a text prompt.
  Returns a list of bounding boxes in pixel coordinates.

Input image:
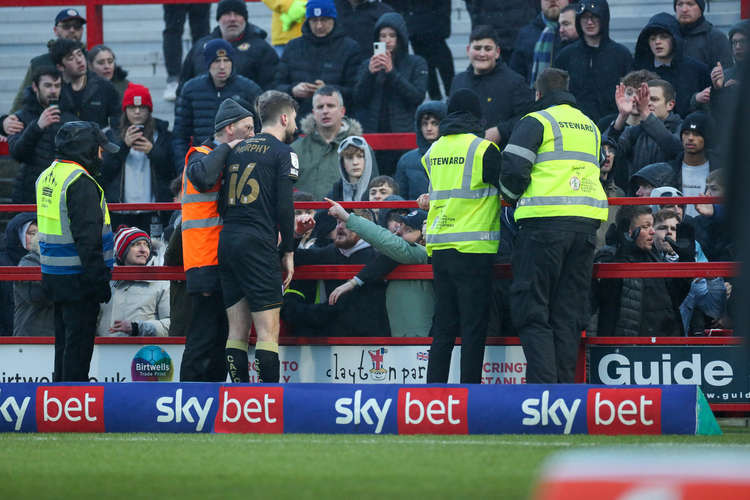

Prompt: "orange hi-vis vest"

[181,145,222,272]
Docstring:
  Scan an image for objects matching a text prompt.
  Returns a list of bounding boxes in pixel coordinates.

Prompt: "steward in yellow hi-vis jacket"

[421,88,502,384]
[179,98,257,383]
[501,68,608,384]
[36,121,119,382]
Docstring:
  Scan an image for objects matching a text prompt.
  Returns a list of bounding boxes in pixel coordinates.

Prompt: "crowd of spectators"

[0,0,740,339]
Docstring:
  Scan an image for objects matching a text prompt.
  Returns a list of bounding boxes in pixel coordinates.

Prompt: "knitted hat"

[447,88,482,120]
[673,0,705,13]
[306,0,337,19]
[680,111,711,147]
[216,0,248,21]
[114,225,151,264]
[204,38,235,69]
[122,83,153,112]
[400,209,428,230]
[215,98,255,132]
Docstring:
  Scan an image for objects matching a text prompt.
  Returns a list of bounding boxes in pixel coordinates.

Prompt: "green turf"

[2,430,750,500]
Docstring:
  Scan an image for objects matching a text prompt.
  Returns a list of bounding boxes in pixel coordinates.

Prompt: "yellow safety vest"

[36,160,113,274]
[511,104,608,221]
[421,133,500,256]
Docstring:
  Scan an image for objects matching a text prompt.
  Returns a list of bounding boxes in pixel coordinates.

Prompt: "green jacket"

[291,115,377,200]
[346,214,433,337]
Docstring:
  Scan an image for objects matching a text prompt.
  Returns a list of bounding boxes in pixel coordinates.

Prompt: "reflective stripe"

[537,110,563,151]
[536,151,599,165]
[182,217,222,230]
[499,182,520,201]
[430,137,488,200]
[40,254,84,267]
[504,144,537,164]
[426,231,500,244]
[182,192,219,203]
[518,196,608,209]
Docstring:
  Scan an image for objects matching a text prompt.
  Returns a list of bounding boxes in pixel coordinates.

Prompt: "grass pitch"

[2,430,750,499]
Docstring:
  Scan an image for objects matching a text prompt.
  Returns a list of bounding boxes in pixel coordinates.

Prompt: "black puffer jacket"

[8,88,79,203]
[0,212,37,336]
[510,13,565,84]
[178,23,279,91]
[334,0,394,61]
[552,0,633,123]
[464,0,538,57]
[679,15,734,69]
[449,60,533,147]
[597,244,685,337]
[59,71,121,130]
[173,74,262,171]
[353,12,428,133]
[394,100,447,200]
[634,12,710,119]
[274,20,361,117]
[101,118,175,203]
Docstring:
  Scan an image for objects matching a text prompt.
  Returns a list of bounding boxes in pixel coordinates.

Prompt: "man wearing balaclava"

[35,121,119,381]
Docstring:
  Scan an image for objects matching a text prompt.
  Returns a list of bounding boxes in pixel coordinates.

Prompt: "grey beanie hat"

[214,98,254,132]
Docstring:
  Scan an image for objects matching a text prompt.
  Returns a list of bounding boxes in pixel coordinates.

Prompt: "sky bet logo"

[334,388,468,434]
[520,388,662,435]
[36,386,105,432]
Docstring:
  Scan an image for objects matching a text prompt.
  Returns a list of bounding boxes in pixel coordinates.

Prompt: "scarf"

[530,16,558,88]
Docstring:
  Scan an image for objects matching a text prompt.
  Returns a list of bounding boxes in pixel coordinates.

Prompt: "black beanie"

[680,111,711,147]
[447,88,482,120]
[215,98,255,132]
[673,0,705,13]
[216,0,248,21]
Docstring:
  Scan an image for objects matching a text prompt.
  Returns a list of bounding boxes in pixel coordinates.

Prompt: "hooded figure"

[0,212,37,335]
[725,20,750,81]
[352,12,428,133]
[634,12,710,119]
[630,161,678,195]
[552,0,633,123]
[394,100,447,200]
[326,135,375,201]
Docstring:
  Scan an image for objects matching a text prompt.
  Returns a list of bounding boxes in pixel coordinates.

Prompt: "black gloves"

[91,280,112,304]
[665,221,696,262]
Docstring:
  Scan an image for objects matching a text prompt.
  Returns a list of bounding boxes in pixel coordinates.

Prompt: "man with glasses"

[552,0,633,123]
[3,9,85,137]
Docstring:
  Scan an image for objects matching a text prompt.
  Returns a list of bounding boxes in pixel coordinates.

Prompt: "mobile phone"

[47,98,59,109]
[373,42,386,56]
[134,124,145,130]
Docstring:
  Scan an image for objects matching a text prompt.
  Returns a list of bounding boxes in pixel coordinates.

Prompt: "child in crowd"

[326,135,374,201]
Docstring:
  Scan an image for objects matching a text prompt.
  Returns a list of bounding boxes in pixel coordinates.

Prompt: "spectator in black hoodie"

[353,12,428,134]
[394,100,447,200]
[553,0,633,123]
[274,0,362,118]
[8,66,77,203]
[0,212,37,336]
[633,12,710,119]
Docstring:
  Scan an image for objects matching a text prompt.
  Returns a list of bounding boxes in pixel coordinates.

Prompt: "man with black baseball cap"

[36,121,118,381]
[4,8,86,131]
[179,98,257,382]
